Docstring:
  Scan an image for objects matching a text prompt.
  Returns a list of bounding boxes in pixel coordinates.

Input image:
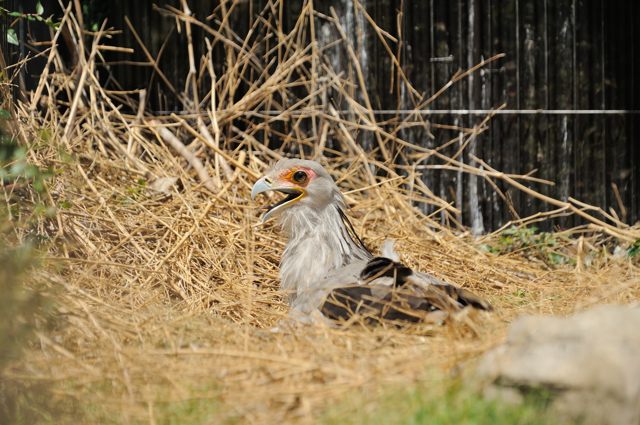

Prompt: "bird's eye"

[292,170,308,184]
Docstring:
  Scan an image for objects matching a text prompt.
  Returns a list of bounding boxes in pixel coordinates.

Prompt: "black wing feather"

[320,256,491,324]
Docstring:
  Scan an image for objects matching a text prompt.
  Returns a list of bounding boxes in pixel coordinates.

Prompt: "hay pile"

[2,2,639,423]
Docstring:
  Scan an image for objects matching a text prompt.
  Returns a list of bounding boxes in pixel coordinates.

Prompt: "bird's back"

[290,252,491,325]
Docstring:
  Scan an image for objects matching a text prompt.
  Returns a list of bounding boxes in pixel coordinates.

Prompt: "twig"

[148,119,217,193]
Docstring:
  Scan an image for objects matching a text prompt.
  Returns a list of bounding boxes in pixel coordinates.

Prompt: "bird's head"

[251,158,341,223]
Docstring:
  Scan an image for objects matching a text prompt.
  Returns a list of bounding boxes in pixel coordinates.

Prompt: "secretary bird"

[252,158,491,325]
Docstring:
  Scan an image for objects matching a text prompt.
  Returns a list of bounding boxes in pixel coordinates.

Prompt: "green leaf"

[36,1,44,15]
[478,244,493,253]
[7,28,18,46]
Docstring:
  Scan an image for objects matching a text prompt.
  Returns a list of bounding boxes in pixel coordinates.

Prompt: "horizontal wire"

[152,109,640,116]
[351,109,640,115]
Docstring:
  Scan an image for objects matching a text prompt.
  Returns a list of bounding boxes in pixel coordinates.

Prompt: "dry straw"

[3,1,639,423]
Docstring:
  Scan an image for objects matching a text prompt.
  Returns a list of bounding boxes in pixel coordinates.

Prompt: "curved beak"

[251,176,272,200]
[251,176,304,224]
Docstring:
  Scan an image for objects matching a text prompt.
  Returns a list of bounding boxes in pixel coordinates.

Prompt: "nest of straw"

[2,2,639,423]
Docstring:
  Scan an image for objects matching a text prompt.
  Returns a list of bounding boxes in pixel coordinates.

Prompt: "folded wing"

[317,256,491,324]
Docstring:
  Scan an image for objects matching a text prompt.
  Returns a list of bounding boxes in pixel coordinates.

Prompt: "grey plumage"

[252,158,491,325]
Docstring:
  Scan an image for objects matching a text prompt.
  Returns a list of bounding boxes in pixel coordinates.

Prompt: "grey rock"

[476,304,640,425]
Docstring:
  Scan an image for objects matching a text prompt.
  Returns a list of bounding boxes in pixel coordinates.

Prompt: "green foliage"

[0,379,67,425]
[0,146,54,193]
[0,115,53,195]
[152,396,222,425]
[0,240,40,373]
[0,228,55,424]
[6,27,18,45]
[122,178,148,204]
[509,288,531,306]
[323,379,561,425]
[479,226,574,267]
[0,110,58,424]
[628,240,640,258]
[81,0,110,32]
[3,381,227,425]
[1,2,59,46]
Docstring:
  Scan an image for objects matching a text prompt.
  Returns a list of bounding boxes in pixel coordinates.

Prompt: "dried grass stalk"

[2,1,638,423]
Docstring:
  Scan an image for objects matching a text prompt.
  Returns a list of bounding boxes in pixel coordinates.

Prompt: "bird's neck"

[278,204,371,300]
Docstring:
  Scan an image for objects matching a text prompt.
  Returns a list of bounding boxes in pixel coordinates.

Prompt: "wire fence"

[2,0,639,230]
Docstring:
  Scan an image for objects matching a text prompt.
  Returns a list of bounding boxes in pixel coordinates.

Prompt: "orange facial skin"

[278,167,317,187]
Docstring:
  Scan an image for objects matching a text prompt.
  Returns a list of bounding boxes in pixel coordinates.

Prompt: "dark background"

[2,0,639,231]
